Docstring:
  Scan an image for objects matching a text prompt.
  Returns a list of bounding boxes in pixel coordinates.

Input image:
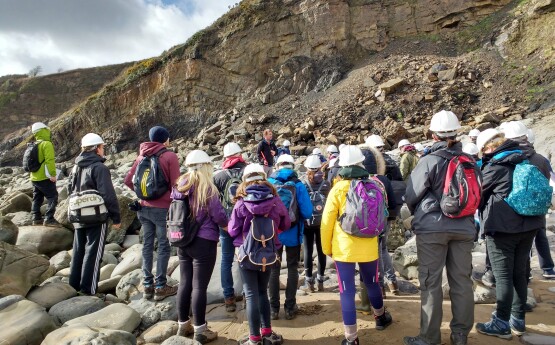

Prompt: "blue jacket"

[277,147,291,157]
[268,168,313,246]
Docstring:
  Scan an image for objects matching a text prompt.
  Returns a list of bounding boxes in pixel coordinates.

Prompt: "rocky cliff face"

[0,0,514,165]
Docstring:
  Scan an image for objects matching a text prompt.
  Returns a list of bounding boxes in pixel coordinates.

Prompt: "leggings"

[177,237,217,325]
[303,226,326,279]
[335,260,383,325]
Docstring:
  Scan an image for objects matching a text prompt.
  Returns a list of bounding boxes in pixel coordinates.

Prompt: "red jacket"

[124,142,181,209]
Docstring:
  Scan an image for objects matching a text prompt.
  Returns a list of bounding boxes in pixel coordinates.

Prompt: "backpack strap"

[429,150,455,161]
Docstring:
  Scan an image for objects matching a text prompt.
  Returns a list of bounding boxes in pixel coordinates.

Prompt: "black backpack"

[133,149,168,200]
[221,169,243,216]
[305,181,326,227]
[166,195,200,247]
[23,141,42,173]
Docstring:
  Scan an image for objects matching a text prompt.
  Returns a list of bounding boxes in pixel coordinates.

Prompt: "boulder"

[0,299,57,345]
[116,269,144,301]
[50,251,72,272]
[100,263,117,281]
[437,68,457,81]
[49,296,106,324]
[123,234,141,248]
[0,215,19,244]
[105,195,136,244]
[474,113,501,125]
[42,325,136,345]
[161,335,201,345]
[5,211,32,227]
[112,249,143,278]
[129,294,178,329]
[26,282,77,309]
[64,303,141,333]
[392,236,419,280]
[375,117,411,148]
[378,78,405,96]
[103,252,119,266]
[520,333,555,345]
[0,241,54,296]
[0,192,32,215]
[98,275,122,293]
[139,320,179,344]
[16,225,73,257]
[54,199,72,229]
[473,283,496,304]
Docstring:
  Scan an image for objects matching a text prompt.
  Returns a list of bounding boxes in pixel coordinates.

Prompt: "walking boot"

[355,284,372,315]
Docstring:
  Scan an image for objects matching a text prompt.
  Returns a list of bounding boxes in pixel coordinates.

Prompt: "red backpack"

[431,151,482,218]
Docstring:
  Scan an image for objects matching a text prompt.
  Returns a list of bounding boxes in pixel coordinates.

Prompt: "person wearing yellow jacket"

[321,145,392,345]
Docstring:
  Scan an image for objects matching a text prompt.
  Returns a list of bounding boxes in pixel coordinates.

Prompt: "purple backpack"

[339,177,388,238]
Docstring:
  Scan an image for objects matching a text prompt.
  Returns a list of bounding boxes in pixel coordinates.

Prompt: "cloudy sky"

[0,0,237,77]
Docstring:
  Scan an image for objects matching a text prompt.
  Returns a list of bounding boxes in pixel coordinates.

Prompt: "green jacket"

[30,128,56,182]
[400,151,418,181]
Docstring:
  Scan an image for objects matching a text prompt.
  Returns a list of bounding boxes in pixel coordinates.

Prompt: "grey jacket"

[404,141,480,235]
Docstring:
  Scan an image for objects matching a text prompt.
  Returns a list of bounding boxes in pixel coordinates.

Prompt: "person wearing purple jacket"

[172,150,228,344]
[228,163,290,345]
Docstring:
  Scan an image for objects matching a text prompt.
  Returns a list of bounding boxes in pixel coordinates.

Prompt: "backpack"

[23,141,42,173]
[166,195,200,247]
[339,177,388,238]
[305,181,326,227]
[505,161,553,216]
[388,180,406,218]
[222,169,243,216]
[67,166,108,225]
[431,151,481,218]
[237,213,279,272]
[133,149,168,200]
[273,179,300,228]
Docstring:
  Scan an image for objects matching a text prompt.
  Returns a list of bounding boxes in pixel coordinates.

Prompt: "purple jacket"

[170,179,228,242]
[228,185,291,247]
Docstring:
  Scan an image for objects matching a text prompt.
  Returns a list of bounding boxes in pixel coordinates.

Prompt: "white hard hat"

[242,163,267,182]
[283,140,291,147]
[414,143,425,152]
[502,121,528,139]
[31,122,48,133]
[339,145,365,167]
[429,110,461,137]
[338,144,346,151]
[527,129,535,144]
[398,139,411,148]
[223,142,242,158]
[276,154,295,169]
[81,133,105,147]
[463,142,479,155]
[468,129,481,138]
[312,148,322,155]
[365,134,385,147]
[476,128,501,152]
[304,155,322,169]
[326,145,338,154]
[185,150,212,166]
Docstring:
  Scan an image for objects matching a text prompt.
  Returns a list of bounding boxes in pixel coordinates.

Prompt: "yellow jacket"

[320,179,379,263]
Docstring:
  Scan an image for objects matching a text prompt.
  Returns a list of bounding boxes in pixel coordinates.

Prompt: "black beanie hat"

[149,126,170,143]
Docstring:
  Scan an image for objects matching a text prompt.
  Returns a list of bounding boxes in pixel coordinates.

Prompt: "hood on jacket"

[33,128,51,142]
[483,139,525,166]
[75,151,106,168]
[358,144,386,175]
[338,165,369,179]
[243,185,278,216]
[310,171,325,184]
[271,168,297,182]
[139,142,167,157]
[511,136,536,158]
[428,141,448,154]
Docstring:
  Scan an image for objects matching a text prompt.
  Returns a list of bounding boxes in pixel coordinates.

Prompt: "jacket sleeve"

[479,165,499,211]
[227,201,244,238]
[275,197,291,233]
[256,142,264,164]
[321,185,340,256]
[94,165,121,224]
[42,141,57,177]
[404,159,431,214]
[208,193,229,228]
[124,157,140,190]
[296,182,313,220]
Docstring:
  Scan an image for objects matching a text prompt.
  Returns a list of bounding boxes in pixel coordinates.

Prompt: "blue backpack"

[505,161,553,216]
[273,179,299,228]
[237,214,279,272]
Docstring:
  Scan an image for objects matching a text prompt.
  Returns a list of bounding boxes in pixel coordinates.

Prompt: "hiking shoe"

[509,315,526,336]
[143,285,154,300]
[177,322,194,337]
[32,218,44,225]
[475,314,512,339]
[341,338,359,345]
[194,328,218,344]
[300,280,315,293]
[271,310,279,320]
[388,281,400,295]
[542,269,555,279]
[482,269,496,288]
[403,336,434,345]
[285,304,299,320]
[262,331,283,345]
[374,309,392,330]
[225,296,237,312]
[43,218,61,227]
[154,284,178,301]
[450,332,467,345]
[238,339,261,345]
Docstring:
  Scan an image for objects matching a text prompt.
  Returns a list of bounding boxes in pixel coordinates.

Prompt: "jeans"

[487,230,537,321]
[177,237,217,325]
[220,229,236,299]
[240,267,272,337]
[31,180,58,220]
[269,245,300,312]
[138,207,170,287]
[416,232,475,344]
[379,222,397,285]
[534,227,554,271]
[303,226,326,279]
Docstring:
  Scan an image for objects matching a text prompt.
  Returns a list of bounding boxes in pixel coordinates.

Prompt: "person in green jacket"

[398,139,419,181]
[30,122,60,226]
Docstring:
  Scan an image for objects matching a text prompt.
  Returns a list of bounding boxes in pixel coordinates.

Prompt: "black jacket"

[404,141,479,235]
[213,161,247,195]
[479,140,545,235]
[383,153,403,181]
[360,145,397,216]
[69,151,121,227]
[256,140,278,167]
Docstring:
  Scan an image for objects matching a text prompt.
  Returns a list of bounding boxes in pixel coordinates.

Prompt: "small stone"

[520,333,555,345]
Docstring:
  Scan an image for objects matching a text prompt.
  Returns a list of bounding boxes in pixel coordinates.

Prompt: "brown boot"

[194,323,218,344]
[154,284,178,301]
[387,281,400,296]
[225,296,236,312]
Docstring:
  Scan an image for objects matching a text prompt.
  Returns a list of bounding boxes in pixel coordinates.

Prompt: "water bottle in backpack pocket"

[273,179,299,227]
[133,149,169,200]
[505,160,553,216]
[237,215,279,272]
[339,177,388,238]
[166,196,200,247]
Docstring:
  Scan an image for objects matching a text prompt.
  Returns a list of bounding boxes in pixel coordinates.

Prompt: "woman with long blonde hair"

[171,150,228,344]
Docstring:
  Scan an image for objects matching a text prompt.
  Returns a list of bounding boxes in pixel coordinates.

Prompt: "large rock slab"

[0,216,19,244]
[0,299,57,345]
[139,320,179,344]
[105,195,136,244]
[520,333,555,345]
[0,241,54,296]
[0,192,32,215]
[16,225,73,257]
[42,325,136,345]
[49,295,106,324]
[26,282,77,309]
[64,303,141,333]
[129,294,178,329]
[392,236,419,280]
[7,211,34,227]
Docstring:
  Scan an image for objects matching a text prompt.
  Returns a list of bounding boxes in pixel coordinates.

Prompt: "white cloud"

[0,0,237,76]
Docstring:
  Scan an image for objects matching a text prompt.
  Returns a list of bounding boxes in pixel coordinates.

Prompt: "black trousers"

[31,179,58,220]
[69,223,107,295]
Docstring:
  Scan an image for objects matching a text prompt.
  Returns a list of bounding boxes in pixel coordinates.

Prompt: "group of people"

[24,108,554,345]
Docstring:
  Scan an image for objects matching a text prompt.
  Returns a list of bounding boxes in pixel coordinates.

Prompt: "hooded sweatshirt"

[228,184,291,247]
[69,151,121,228]
[30,128,56,182]
[124,142,181,209]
